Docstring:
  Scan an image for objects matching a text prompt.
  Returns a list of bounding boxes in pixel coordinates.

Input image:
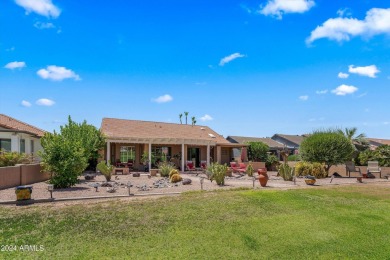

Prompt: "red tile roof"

[0,114,46,137]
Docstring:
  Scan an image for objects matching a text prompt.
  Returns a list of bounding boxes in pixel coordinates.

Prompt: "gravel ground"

[1,171,389,202]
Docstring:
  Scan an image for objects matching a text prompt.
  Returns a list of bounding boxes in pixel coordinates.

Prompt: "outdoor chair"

[200,161,207,170]
[345,161,362,177]
[230,162,239,172]
[237,163,247,174]
[126,159,134,169]
[186,161,196,173]
[367,161,381,178]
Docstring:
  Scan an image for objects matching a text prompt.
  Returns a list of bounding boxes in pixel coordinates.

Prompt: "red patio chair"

[200,160,207,170]
[186,161,196,173]
[230,162,239,172]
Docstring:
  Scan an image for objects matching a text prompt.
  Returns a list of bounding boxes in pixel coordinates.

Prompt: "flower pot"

[305,179,316,185]
[258,168,268,187]
[15,185,33,201]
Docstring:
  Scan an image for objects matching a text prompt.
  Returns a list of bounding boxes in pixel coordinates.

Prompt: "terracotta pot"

[357,177,363,183]
[258,168,268,187]
[305,179,316,185]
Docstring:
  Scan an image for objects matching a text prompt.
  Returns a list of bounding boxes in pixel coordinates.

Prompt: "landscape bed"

[1,183,390,259]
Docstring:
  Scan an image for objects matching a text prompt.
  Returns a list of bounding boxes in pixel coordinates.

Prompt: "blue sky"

[1,0,390,138]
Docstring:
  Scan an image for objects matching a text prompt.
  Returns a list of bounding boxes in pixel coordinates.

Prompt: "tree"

[338,127,369,152]
[247,142,269,162]
[191,116,196,126]
[179,113,183,124]
[359,145,390,167]
[184,112,189,124]
[300,129,354,175]
[40,116,105,188]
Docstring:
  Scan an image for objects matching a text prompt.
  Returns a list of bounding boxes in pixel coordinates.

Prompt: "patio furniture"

[345,161,361,177]
[200,160,207,170]
[367,161,381,178]
[186,161,197,173]
[237,163,247,174]
[126,159,134,169]
[230,162,239,172]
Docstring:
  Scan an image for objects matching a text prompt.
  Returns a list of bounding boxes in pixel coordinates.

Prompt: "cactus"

[170,173,182,183]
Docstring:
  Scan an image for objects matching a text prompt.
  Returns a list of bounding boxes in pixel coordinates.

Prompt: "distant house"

[271,134,306,154]
[226,136,284,158]
[0,114,45,157]
[367,138,390,150]
[100,118,243,171]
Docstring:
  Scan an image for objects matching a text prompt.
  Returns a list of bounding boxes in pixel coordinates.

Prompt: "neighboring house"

[100,118,243,171]
[271,134,306,154]
[367,138,390,150]
[226,136,284,159]
[0,114,45,158]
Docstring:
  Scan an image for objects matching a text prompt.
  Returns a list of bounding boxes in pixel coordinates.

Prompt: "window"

[0,139,11,151]
[120,146,135,162]
[152,146,171,163]
[30,140,34,154]
[20,139,25,153]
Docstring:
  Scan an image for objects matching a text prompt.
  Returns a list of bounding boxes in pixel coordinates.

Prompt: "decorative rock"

[101,182,113,187]
[106,187,117,193]
[182,178,192,185]
[133,173,141,177]
[84,174,96,180]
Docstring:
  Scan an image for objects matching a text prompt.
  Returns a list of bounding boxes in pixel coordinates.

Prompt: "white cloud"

[152,94,173,103]
[384,121,390,125]
[348,65,380,78]
[299,95,309,101]
[259,0,315,19]
[15,0,61,18]
[331,84,358,96]
[36,98,55,106]
[338,72,349,79]
[34,21,55,29]
[337,8,352,17]
[219,53,245,66]
[307,8,390,44]
[200,114,213,121]
[316,90,328,94]
[21,100,31,107]
[37,65,81,81]
[4,61,26,70]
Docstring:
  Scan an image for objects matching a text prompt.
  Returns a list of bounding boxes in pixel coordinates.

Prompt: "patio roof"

[0,114,46,137]
[227,136,284,149]
[101,118,236,146]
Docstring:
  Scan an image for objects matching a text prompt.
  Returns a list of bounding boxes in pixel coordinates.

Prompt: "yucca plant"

[207,162,227,186]
[278,164,294,181]
[97,160,114,182]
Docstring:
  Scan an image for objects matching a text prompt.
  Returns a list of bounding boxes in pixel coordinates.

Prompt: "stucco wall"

[0,164,49,190]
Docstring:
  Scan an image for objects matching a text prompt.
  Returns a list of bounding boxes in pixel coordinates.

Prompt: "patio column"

[106,141,110,163]
[148,142,152,172]
[207,144,210,166]
[181,143,185,172]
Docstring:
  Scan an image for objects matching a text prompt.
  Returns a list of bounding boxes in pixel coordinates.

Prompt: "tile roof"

[101,118,231,145]
[368,138,390,147]
[227,136,284,148]
[272,134,305,146]
[0,114,46,137]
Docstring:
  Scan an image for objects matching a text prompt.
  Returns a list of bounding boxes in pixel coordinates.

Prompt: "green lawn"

[1,184,390,259]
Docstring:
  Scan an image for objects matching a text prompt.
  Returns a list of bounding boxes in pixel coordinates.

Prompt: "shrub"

[287,154,301,162]
[158,161,175,177]
[207,162,227,186]
[359,145,390,167]
[247,142,269,162]
[246,162,254,177]
[278,164,294,181]
[266,154,280,170]
[295,161,327,178]
[299,129,354,175]
[0,151,28,167]
[170,173,182,183]
[96,160,114,182]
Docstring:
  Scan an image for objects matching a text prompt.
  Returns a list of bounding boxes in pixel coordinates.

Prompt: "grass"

[1,184,390,259]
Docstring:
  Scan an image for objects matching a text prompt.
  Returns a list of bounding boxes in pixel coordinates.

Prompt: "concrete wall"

[0,164,49,190]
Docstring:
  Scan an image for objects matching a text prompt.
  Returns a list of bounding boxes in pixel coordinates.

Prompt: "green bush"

[266,154,280,170]
[247,142,269,162]
[300,129,354,175]
[359,145,390,167]
[295,161,327,178]
[96,160,114,182]
[246,162,254,177]
[0,151,28,167]
[158,161,175,177]
[278,164,294,181]
[287,154,301,161]
[207,162,227,186]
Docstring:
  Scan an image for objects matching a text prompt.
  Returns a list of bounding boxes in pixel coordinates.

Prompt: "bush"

[247,142,269,162]
[266,154,280,170]
[300,129,354,175]
[278,164,294,181]
[158,161,175,177]
[359,145,390,167]
[170,173,182,183]
[207,162,227,186]
[96,160,114,182]
[246,162,254,177]
[0,151,28,167]
[287,154,301,162]
[295,161,327,178]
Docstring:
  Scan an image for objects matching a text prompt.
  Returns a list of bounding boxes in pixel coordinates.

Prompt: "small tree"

[247,142,269,162]
[184,112,189,124]
[299,129,354,175]
[96,160,114,181]
[179,113,183,124]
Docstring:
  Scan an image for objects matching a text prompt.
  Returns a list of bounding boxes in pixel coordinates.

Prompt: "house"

[100,118,243,171]
[0,114,45,158]
[367,138,390,150]
[226,136,285,159]
[271,134,306,154]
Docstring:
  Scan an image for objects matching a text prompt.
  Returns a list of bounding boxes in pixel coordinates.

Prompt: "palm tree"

[179,113,183,124]
[191,116,196,126]
[338,127,369,152]
[184,112,189,125]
